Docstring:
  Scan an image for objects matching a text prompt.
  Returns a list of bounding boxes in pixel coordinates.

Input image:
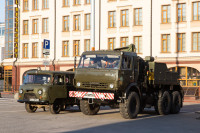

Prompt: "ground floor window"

[169,66,200,87]
[0,67,3,79]
[4,68,12,92]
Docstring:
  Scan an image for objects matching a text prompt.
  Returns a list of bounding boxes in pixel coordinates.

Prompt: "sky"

[0,0,5,23]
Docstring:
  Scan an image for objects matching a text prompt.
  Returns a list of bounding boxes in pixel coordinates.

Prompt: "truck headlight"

[77,82,81,87]
[109,84,114,89]
[38,90,43,95]
[19,89,23,94]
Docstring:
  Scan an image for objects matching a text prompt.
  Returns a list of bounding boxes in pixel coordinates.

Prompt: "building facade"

[0,23,5,79]
[2,0,200,98]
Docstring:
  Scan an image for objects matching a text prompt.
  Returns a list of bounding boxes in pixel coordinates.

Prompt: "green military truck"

[69,44,184,119]
[18,70,79,114]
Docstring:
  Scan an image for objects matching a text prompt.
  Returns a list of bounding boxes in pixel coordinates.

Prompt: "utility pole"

[150,0,153,57]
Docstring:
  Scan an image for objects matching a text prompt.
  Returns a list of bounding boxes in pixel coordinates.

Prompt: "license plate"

[29,99,39,102]
[84,92,95,98]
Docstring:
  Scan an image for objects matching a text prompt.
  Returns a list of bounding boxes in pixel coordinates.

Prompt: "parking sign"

[43,39,50,55]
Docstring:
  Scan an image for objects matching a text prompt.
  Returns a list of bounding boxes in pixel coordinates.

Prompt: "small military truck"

[18,70,79,114]
[69,44,184,119]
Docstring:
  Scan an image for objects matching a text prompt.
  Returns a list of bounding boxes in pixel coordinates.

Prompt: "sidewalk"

[0,92,14,98]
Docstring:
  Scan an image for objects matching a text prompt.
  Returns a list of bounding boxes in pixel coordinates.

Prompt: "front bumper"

[69,91,114,100]
[17,99,48,104]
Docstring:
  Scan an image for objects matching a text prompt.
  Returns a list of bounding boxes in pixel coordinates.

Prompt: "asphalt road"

[0,98,200,133]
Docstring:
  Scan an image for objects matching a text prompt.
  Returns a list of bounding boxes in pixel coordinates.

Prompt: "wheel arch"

[173,85,184,99]
[125,83,141,99]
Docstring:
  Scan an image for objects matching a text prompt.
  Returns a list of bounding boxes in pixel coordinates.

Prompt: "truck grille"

[82,82,108,89]
[24,93,37,100]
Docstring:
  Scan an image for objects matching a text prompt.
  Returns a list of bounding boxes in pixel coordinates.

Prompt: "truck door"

[50,74,66,101]
[121,56,133,88]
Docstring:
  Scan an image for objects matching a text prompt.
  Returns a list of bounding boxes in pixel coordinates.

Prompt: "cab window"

[121,56,132,69]
[54,75,64,85]
[65,75,70,85]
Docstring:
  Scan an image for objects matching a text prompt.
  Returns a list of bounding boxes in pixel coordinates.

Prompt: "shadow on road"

[62,104,200,133]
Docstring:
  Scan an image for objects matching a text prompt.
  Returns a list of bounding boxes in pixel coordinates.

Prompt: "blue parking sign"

[43,39,50,49]
[43,39,50,55]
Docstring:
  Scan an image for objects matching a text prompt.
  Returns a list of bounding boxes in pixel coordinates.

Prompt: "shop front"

[170,66,200,100]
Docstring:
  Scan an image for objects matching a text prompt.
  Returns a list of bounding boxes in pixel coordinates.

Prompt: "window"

[85,14,90,30]
[42,18,49,33]
[121,9,129,27]
[84,39,91,51]
[134,36,142,53]
[170,67,200,87]
[74,0,80,6]
[74,15,80,31]
[23,0,29,11]
[85,39,90,51]
[32,42,38,58]
[32,19,38,34]
[43,0,49,9]
[33,0,39,10]
[161,34,170,53]
[85,0,90,4]
[177,33,186,52]
[122,56,131,69]
[108,11,116,28]
[4,69,12,92]
[162,5,170,23]
[73,40,80,56]
[192,32,200,51]
[22,43,28,58]
[62,41,69,57]
[177,3,186,22]
[134,8,142,25]
[63,16,70,32]
[63,0,70,7]
[23,20,28,35]
[54,75,64,85]
[120,37,128,47]
[108,38,115,50]
[193,2,200,20]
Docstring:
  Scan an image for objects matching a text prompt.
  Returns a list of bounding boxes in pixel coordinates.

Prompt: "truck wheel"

[158,91,171,115]
[171,91,181,114]
[80,100,100,115]
[119,92,140,119]
[49,101,61,114]
[25,103,37,113]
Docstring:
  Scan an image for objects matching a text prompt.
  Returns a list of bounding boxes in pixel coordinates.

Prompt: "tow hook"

[88,99,94,104]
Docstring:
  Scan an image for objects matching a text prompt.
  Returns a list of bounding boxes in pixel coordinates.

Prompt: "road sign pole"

[45,55,47,70]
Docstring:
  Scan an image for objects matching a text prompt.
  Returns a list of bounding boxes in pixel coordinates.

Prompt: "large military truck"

[18,70,79,114]
[69,44,184,119]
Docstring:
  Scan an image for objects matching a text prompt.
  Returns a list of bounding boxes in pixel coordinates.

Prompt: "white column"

[91,0,95,51]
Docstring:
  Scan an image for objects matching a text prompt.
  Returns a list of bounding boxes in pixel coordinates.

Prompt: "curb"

[184,100,200,104]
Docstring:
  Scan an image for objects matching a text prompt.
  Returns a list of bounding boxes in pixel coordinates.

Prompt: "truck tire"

[171,91,181,114]
[49,101,61,114]
[119,92,140,119]
[25,103,37,113]
[80,100,100,115]
[158,91,171,115]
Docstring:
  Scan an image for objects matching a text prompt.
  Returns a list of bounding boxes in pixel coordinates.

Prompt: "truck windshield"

[78,54,120,69]
[24,74,51,84]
